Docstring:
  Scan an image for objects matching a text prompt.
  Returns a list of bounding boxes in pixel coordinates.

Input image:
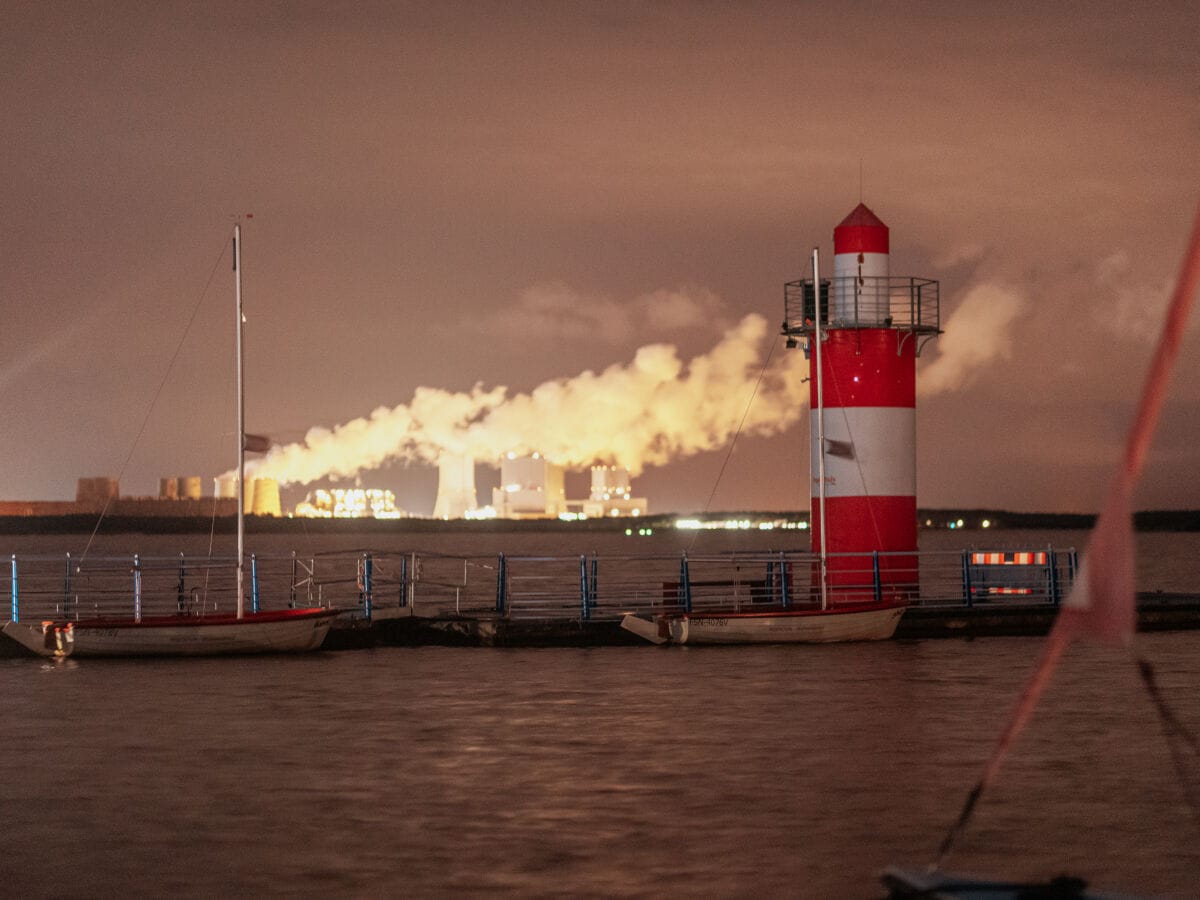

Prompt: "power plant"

[582,465,647,518]
[491,453,567,519]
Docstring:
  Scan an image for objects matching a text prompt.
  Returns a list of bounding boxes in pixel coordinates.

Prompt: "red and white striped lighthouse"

[783,204,940,600]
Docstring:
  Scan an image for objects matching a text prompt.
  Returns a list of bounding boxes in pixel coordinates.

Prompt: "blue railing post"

[961,550,974,608]
[11,555,18,624]
[872,551,882,605]
[133,554,143,622]
[589,556,598,609]
[779,552,790,608]
[579,555,590,622]
[1047,546,1060,605]
[64,553,73,618]
[680,553,692,613]
[290,551,298,608]
[400,555,410,608]
[250,554,260,614]
[495,553,507,614]
[177,553,186,613]
[362,552,374,620]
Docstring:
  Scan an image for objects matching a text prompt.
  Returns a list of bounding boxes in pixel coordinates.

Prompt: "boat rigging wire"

[79,236,231,563]
[687,333,779,552]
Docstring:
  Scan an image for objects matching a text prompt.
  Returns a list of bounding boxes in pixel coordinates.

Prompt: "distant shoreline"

[0,509,1197,534]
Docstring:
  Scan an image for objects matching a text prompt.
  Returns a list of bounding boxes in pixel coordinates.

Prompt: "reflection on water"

[2,633,1198,896]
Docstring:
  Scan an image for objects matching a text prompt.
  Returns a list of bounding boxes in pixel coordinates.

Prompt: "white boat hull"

[47,608,338,658]
[622,603,904,645]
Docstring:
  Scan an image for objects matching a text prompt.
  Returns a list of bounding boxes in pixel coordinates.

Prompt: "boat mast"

[812,247,829,611]
[234,222,245,619]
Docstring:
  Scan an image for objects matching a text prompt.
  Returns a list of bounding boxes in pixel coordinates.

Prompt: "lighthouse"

[782,204,940,600]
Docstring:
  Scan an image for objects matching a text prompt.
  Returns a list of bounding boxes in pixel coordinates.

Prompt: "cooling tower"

[433,454,478,519]
[215,475,238,499]
[159,477,179,500]
[76,477,119,510]
[177,476,202,501]
[249,478,282,517]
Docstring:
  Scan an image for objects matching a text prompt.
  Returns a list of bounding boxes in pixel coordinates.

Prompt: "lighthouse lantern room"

[781,204,940,600]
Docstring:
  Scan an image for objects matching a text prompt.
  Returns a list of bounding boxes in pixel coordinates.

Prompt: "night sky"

[3,1,1198,515]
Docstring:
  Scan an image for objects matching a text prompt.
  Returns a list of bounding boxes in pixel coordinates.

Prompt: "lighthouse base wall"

[810,495,918,601]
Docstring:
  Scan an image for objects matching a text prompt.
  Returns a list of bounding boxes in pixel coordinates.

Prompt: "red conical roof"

[833,203,889,254]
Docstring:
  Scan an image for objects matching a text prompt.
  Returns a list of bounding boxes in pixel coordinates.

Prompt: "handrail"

[3,547,1079,625]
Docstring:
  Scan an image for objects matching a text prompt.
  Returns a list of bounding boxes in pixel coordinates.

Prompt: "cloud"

[1092,250,1177,343]
[465,283,728,344]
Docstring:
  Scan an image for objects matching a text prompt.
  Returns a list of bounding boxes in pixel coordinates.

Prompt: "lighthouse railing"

[783,276,940,335]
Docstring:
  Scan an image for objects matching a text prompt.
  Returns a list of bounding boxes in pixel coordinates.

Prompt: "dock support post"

[134,554,143,622]
[400,555,410,608]
[11,555,18,624]
[251,554,260,614]
[495,553,506,614]
[961,550,973,607]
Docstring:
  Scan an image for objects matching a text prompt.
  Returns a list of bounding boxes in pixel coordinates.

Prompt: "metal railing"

[5,547,1077,626]
[783,276,940,335]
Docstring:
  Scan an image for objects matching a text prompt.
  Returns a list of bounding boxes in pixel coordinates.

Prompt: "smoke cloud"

[246,291,1024,489]
[918,283,1026,397]
[247,314,807,485]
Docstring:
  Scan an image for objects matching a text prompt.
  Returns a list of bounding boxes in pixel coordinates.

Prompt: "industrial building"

[295,488,403,519]
[582,465,647,518]
[492,453,567,519]
[0,475,282,518]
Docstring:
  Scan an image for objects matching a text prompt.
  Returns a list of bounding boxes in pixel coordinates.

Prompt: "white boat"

[621,247,907,647]
[3,222,337,658]
[621,601,903,645]
[34,608,333,658]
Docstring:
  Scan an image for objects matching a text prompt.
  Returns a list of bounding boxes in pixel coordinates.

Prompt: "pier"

[4,546,1199,655]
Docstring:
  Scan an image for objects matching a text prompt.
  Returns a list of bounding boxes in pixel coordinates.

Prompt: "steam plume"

[918,283,1026,397]
[247,314,807,485]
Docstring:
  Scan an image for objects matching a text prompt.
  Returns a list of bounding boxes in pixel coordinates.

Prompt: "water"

[3,529,1199,896]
